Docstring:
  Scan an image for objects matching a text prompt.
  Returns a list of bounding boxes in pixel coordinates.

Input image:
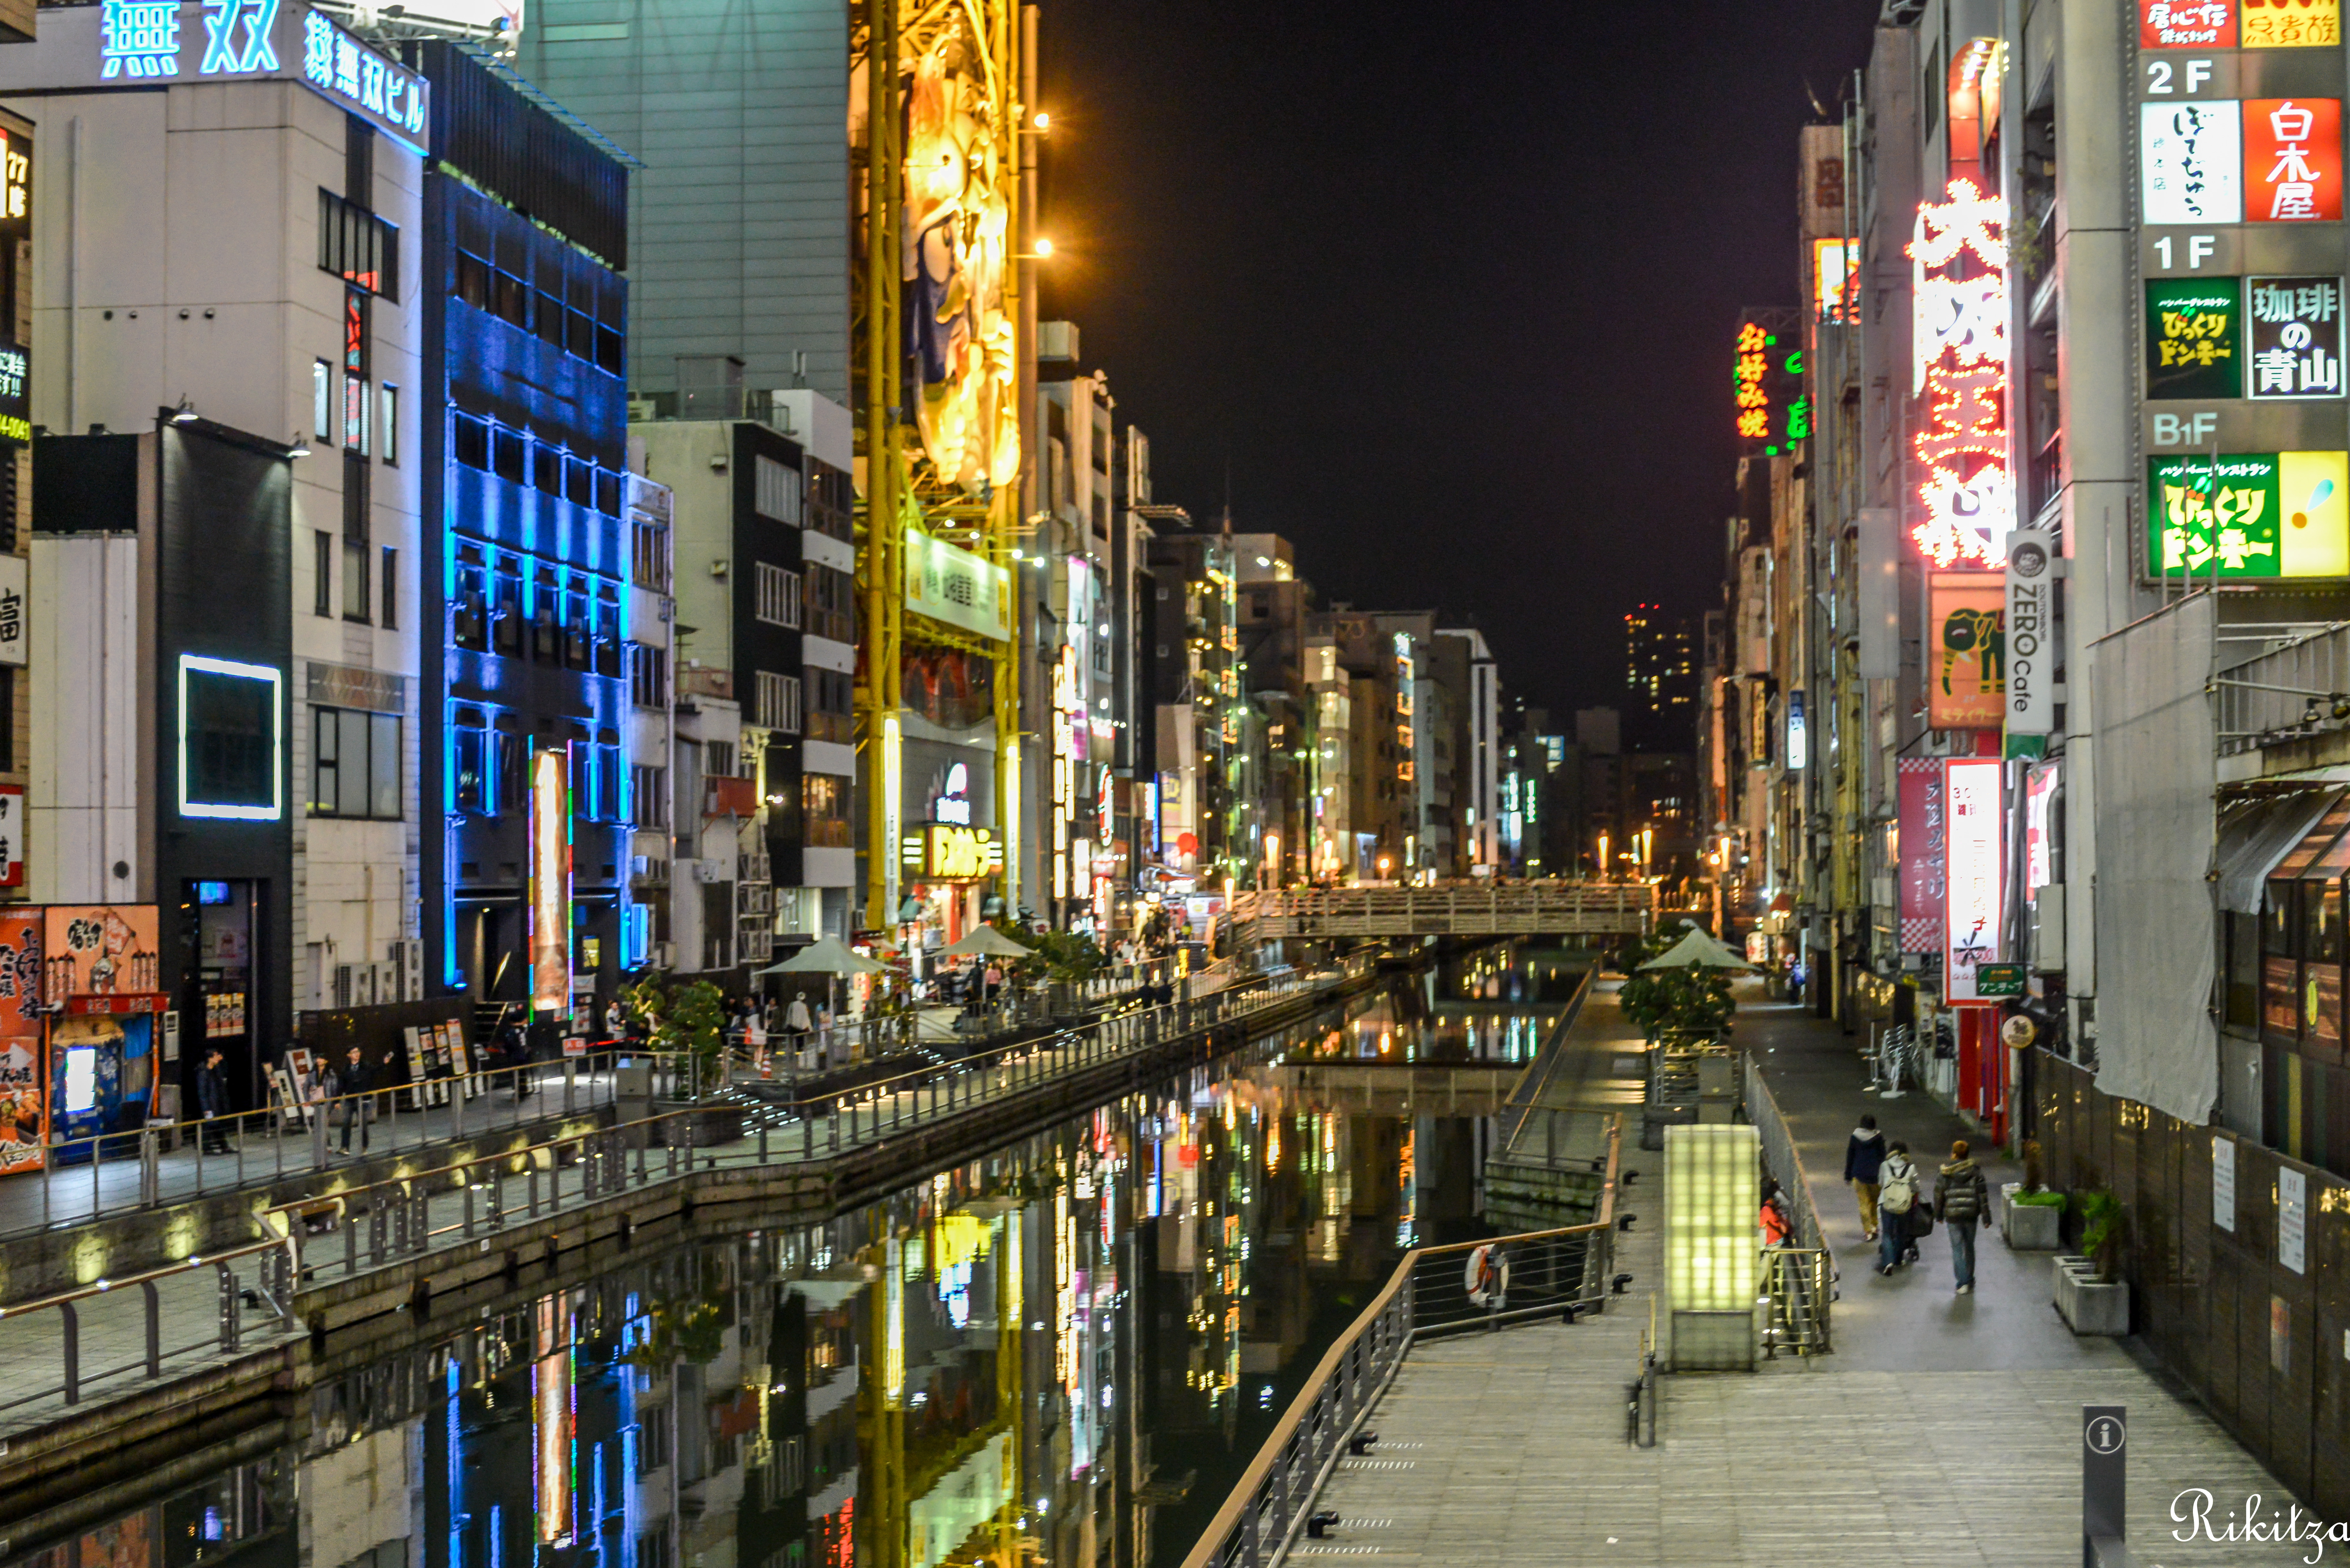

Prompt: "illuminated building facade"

[7,3,429,1109]
[404,38,636,1022]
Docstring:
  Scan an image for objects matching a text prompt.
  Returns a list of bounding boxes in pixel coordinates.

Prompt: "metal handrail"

[273,964,1352,1284]
[1179,1116,1621,1568]
[1494,966,1596,1150]
[5,1051,620,1244]
[0,1228,297,1414]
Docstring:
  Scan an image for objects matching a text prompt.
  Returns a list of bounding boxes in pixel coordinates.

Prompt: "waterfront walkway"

[1302,981,2284,1566]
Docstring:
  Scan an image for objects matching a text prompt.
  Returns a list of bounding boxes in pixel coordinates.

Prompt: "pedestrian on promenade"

[1845,1113,1887,1240]
[331,1045,373,1155]
[785,993,813,1069]
[1936,1138,1994,1295]
[1759,1178,1794,1248]
[1876,1140,1920,1275]
[196,1048,232,1153]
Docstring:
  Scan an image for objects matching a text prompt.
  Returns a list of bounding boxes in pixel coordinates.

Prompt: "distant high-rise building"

[1623,604,1697,751]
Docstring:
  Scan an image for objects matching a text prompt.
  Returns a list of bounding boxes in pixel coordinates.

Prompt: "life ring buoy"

[1464,1243,1510,1307]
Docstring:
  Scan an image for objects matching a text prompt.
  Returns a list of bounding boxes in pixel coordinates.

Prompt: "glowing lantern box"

[1664,1123,1760,1371]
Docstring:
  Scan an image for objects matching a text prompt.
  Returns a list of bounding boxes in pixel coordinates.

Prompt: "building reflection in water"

[5,946,1583,1568]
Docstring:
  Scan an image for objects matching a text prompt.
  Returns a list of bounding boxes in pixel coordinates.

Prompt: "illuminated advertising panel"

[1811,238,1854,324]
[2004,529,2057,748]
[528,749,571,1015]
[904,527,1012,642]
[1908,180,2012,567]
[1732,315,1806,457]
[2142,0,2239,45]
[1944,758,2005,1003]
[2243,0,2341,46]
[2243,98,2344,221]
[1929,574,2007,729]
[2149,450,2350,576]
[2142,101,2245,225]
[1897,758,1946,953]
[2145,276,2243,399]
[0,907,39,1175]
[2248,275,2346,398]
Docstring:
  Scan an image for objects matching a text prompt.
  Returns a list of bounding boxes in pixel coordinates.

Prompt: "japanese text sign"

[2244,98,2342,222]
[1898,759,1947,954]
[2243,0,2340,46]
[1732,315,1806,457]
[1908,180,2012,568]
[2146,277,2243,399]
[2248,275,2345,399]
[83,3,428,149]
[1944,759,2005,1003]
[2143,101,2245,225]
[2149,450,2350,577]
[2143,0,2238,45]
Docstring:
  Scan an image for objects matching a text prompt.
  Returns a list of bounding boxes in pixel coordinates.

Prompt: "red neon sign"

[1907,179,2012,568]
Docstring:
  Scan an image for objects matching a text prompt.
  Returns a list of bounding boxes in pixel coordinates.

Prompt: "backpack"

[1880,1162,1917,1214]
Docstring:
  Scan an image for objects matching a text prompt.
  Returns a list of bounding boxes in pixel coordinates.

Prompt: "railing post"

[142,1279,161,1377]
[140,1128,159,1207]
[217,1263,240,1352]
[60,1299,79,1404]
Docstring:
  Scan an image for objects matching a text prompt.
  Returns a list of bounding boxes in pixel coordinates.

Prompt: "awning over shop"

[2217,788,2344,914]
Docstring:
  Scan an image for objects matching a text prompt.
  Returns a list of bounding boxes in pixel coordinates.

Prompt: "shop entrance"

[192,879,257,1104]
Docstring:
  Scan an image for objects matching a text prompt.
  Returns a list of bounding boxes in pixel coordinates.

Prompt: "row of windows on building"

[449,721,626,823]
[453,412,627,516]
[454,248,625,376]
[315,532,398,628]
[451,543,624,674]
[750,560,855,643]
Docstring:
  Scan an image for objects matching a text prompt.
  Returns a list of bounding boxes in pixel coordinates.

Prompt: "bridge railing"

[1179,1117,1621,1568]
[1229,882,1655,938]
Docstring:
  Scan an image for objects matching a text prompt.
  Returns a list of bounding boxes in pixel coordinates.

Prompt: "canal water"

[8,945,1587,1568]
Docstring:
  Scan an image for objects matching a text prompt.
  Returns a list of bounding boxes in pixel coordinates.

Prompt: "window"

[566,456,595,507]
[595,324,624,374]
[566,308,595,361]
[803,773,851,848]
[180,658,280,820]
[492,427,527,483]
[381,547,398,629]
[312,706,401,820]
[596,469,621,516]
[754,670,801,734]
[807,460,853,541]
[628,641,668,709]
[314,531,334,617]
[493,269,528,329]
[453,413,489,471]
[807,667,854,744]
[535,290,565,348]
[380,385,398,465]
[755,562,802,628]
[754,455,802,523]
[632,765,668,829]
[704,741,737,779]
[633,518,671,591]
[317,189,399,298]
[806,565,855,643]
[454,725,485,812]
[534,443,562,496]
[456,251,489,311]
[312,361,332,448]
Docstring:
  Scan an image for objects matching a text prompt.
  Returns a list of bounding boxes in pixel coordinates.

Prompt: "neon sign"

[94,4,428,146]
[1732,315,1807,457]
[1908,178,2012,568]
[528,749,571,1015]
[1943,758,2005,1002]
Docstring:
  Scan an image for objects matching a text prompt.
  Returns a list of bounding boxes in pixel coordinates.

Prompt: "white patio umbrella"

[1636,927,1756,971]
[936,925,1035,960]
[753,937,891,977]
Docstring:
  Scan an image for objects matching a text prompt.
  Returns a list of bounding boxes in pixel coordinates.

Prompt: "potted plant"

[2053,1189,2129,1335]
[2002,1138,2064,1250]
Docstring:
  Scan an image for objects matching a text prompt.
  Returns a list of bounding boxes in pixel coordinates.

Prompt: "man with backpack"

[1876,1140,1920,1275]
[1936,1138,1995,1295]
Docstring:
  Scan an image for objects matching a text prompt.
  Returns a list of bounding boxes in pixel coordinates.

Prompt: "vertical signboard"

[2146,277,2244,398]
[1908,181,2013,567]
[0,907,40,1174]
[1944,758,2005,1002]
[529,749,571,1016]
[2004,530,2056,752]
[1898,759,1947,953]
[1732,312,1806,458]
[2245,98,2344,220]
[2142,101,2245,224]
[1929,574,2007,729]
[2280,1164,2309,1271]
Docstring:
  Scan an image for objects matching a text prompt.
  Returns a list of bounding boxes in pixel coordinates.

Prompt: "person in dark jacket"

[1876,1141,1920,1275]
[1844,1113,1888,1241]
[331,1045,372,1155]
[1936,1138,1994,1294]
[196,1049,232,1153]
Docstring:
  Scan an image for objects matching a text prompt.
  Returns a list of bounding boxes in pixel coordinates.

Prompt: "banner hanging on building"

[1944,758,2006,1002]
[1929,573,2006,730]
[1898,759,1947,953]
[2004,529,2056,752]
[0,906,39,1175]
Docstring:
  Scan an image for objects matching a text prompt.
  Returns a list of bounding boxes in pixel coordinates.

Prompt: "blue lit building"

[404,40,636,1019]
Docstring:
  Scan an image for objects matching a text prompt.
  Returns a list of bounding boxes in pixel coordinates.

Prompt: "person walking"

[331,1044,373,1156]
[1936,1138,1994,1295]
[1876,1140,1920,1275]
[785,993,814,1070]
[196,1048,232,1153]
[1844,1113,1888,1241]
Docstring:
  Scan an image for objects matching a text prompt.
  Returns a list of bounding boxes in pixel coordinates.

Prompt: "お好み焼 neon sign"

[1908,178,2013,568]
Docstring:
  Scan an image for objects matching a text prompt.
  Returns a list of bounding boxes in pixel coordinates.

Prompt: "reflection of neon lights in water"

[939,1253,974,1329]
[447,1354,463,1568]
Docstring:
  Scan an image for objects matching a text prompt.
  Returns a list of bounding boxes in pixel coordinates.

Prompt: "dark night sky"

[1038,1,1880,720]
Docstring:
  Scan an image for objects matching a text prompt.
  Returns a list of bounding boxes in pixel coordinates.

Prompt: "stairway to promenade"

[1295,982,2288,1566]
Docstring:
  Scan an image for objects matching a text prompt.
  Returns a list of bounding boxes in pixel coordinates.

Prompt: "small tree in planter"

[2054,1188,2129,1335]
[1616,931,1737,1044]
[2080,1189,2127,1282]
[623,975,727,1096]
[2003,1138,2066,1249]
